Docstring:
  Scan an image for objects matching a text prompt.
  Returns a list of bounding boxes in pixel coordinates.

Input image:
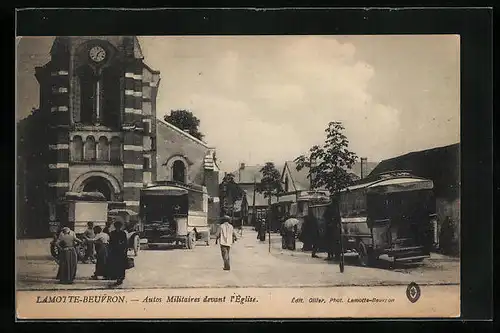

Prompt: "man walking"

[215,215,239,271]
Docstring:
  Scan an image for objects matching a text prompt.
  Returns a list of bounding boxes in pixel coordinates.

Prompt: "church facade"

[20,36,219,237]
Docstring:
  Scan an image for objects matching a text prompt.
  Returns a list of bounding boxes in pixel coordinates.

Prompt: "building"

[367,143,460,253]
[155,119,220,224]
[232,163,281,225]
[278,159,376,198]
[17,36,219,237]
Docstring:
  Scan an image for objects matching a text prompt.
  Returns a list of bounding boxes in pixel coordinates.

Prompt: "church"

[17,36,219,237]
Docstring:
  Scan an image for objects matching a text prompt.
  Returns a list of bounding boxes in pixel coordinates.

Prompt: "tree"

[219,173,245,216]
[294,121,358,195]
[164,110,205,141]
[17,107,51,237]
[256,162,283,199]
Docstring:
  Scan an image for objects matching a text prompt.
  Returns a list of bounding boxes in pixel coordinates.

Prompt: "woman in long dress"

[107,221,128,286]
[55,227,82,284]
[83,226,110,280]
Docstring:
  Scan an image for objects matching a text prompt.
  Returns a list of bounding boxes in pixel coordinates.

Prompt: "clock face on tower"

[89,46,106,63]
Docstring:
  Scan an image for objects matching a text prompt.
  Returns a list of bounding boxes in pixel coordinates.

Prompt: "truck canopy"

[64,191,107,201]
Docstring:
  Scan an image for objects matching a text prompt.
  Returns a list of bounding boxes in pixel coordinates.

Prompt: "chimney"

[360,157,368,179]
[240,163,245,170]
[309,157,317,189]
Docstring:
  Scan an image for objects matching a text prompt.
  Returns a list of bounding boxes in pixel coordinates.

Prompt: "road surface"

[16,227,459,290]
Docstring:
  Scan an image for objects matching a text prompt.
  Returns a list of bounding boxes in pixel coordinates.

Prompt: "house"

[367,143,460,253]
[232,163,282,225]
[278,159,377,199]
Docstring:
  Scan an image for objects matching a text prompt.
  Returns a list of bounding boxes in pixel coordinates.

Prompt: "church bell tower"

[35,36,160,222]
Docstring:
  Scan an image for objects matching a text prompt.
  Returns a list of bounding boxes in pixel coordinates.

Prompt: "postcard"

[16,34,460,320]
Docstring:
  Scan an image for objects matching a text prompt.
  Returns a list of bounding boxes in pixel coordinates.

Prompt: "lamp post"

[268,195,272,253]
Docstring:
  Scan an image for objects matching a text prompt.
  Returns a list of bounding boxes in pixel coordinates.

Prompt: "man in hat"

[215,215,239,271]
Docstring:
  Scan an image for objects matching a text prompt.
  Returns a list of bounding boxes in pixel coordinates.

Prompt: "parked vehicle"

[336,171,437,266]
[49,192,109,262]
[140,182,210,249]
[108,208,142,256]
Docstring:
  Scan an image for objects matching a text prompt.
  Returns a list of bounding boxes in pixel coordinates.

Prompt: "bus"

[337,171,438,266]
[139,181,210,249]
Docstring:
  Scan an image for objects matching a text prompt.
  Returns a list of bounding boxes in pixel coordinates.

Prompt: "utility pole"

[360,157,367,179]
[268,194,271,253]
[252,176,257,228]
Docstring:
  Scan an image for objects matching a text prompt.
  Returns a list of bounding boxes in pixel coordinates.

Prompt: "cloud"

[147,36,405,170]
[17,36,459,172]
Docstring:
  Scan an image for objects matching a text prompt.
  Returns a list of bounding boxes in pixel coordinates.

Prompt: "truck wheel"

[133,235,140,256]
[186,232,196,249]
[357,241,373,267]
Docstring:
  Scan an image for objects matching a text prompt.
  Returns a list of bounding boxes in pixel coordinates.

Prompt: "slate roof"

[244,189,270,207]
[282,161,311,191]
[281,160,376,192]
[367,143,460,199]
[232,164,284,184]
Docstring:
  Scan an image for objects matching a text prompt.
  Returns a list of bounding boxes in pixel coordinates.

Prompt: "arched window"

[78,65,97,125]
[83,136,96,161]
[110,137,122,163]
[172,160,186,183]
[71,136,83,162]
[284,175,289,192]
[97,136,109,161]
[101,66,121,128]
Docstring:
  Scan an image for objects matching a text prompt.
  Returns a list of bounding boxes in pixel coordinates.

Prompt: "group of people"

[53,220,130,286]
[276,209,342,261]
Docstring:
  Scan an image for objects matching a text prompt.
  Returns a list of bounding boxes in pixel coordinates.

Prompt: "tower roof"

[49,36,70,56]
[49,36,144,59]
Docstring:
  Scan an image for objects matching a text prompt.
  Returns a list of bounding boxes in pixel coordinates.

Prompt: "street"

[16,227,459,290]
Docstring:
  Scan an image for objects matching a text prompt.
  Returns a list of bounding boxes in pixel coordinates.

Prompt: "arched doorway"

[81,176,113,201]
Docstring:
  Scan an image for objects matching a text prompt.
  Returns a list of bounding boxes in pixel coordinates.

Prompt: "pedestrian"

[215,215,239,271]
[103,221,112,235]
[83,222,96,263]
[107,221,128,285]
[282,213,299,251]
[84,226,110,280]
[310,216,320,258]
[257,218,266,241]
[55,226,83,284]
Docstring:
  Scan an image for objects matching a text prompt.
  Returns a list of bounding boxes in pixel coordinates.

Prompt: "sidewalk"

[16,238,53,260]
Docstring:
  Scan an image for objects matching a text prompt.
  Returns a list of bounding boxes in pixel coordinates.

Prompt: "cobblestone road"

[16,227,459,290]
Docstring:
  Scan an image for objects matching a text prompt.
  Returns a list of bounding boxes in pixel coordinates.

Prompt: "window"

[77,60,121,128]
[110,137,122,163]
[284,175,289,192]
[188,191,203,211]
[83,136,96,161]
[97,136,109,161]
[101,66,121,128]
[71,136,83,161]
[150,137,156,151]
[143,120,150,135]
[172,160,186,183]
[143,156,150,170]
[78,66,97,125]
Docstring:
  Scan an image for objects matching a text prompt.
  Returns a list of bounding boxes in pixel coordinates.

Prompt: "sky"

[16,35,460,173]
